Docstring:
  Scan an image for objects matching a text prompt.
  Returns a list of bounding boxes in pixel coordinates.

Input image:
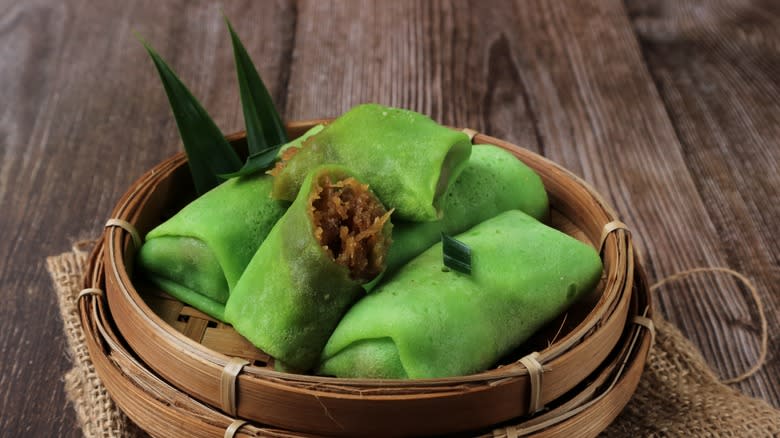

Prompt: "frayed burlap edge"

[47,246,144,438]
[602,316,780,437]
[47,248,779,437]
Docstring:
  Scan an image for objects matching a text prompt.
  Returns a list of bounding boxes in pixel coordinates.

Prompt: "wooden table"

[1,1,777,436]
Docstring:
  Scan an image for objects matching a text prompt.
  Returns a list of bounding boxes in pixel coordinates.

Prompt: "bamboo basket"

[81,238,652,438]
[98,120,643,437]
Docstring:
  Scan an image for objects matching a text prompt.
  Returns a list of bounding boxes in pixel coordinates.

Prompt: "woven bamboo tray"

[81,239,652,438]
[99,120,641,436]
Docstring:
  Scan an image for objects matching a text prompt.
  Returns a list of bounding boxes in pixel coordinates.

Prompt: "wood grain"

[0,1,295,436]
[627,0,779,403]
[0,0,777,436]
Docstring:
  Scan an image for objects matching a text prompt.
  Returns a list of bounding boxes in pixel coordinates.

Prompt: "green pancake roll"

[318,210,603,379]
[270,104,472,222]
[369,144,548,289]
[136,173,287,321]
[278,124,324,155]
[225,165,392,371]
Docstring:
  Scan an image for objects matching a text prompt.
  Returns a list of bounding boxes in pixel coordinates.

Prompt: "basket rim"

[99,119,641,434]
[82,237,653,438]
[106,120,632,383]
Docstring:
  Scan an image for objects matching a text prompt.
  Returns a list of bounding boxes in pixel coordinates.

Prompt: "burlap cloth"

[47,247,780,437]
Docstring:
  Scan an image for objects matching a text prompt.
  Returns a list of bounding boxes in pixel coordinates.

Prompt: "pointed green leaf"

[219,123,325,179]
[141,40,242,195]
[441,232,472,275]
[218,144,281,179]
[226,17,287,155]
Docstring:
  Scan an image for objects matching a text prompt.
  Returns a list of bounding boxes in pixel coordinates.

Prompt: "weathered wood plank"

[627,0,780,404]
[0,1,294,436]
[1,0,777,436]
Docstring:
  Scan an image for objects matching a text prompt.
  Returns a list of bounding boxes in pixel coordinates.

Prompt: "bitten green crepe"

[136,173,287,320]
[271,104,472,222]
[318,210,603,379]
[375,145,549,285]
[225,165,392,371]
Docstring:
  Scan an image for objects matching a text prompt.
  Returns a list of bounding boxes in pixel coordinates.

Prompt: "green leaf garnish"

[219,124,325,179]
[226,16,287,156]
[442,233,472,275]
[218,144,281,179]
[140,39,242,195]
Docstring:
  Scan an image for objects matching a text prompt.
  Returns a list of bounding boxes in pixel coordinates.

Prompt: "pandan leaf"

[218,144,281,179]
[141,39,242,195]
[219,124,326,179]
[226,17,287,156]
[442,232,472,275]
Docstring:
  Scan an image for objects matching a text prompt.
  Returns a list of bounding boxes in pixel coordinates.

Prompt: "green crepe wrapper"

[272,104,472,222]
[278,124,323,155]
[136,174,287,320]
[225,165,392,371]
[318,210,603,379]
[369,145,548,289]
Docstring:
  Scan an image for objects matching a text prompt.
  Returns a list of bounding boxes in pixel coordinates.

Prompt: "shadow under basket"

[90,120,651,437]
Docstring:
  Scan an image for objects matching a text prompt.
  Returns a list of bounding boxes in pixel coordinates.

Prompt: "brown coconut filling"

[310,176,392,282]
